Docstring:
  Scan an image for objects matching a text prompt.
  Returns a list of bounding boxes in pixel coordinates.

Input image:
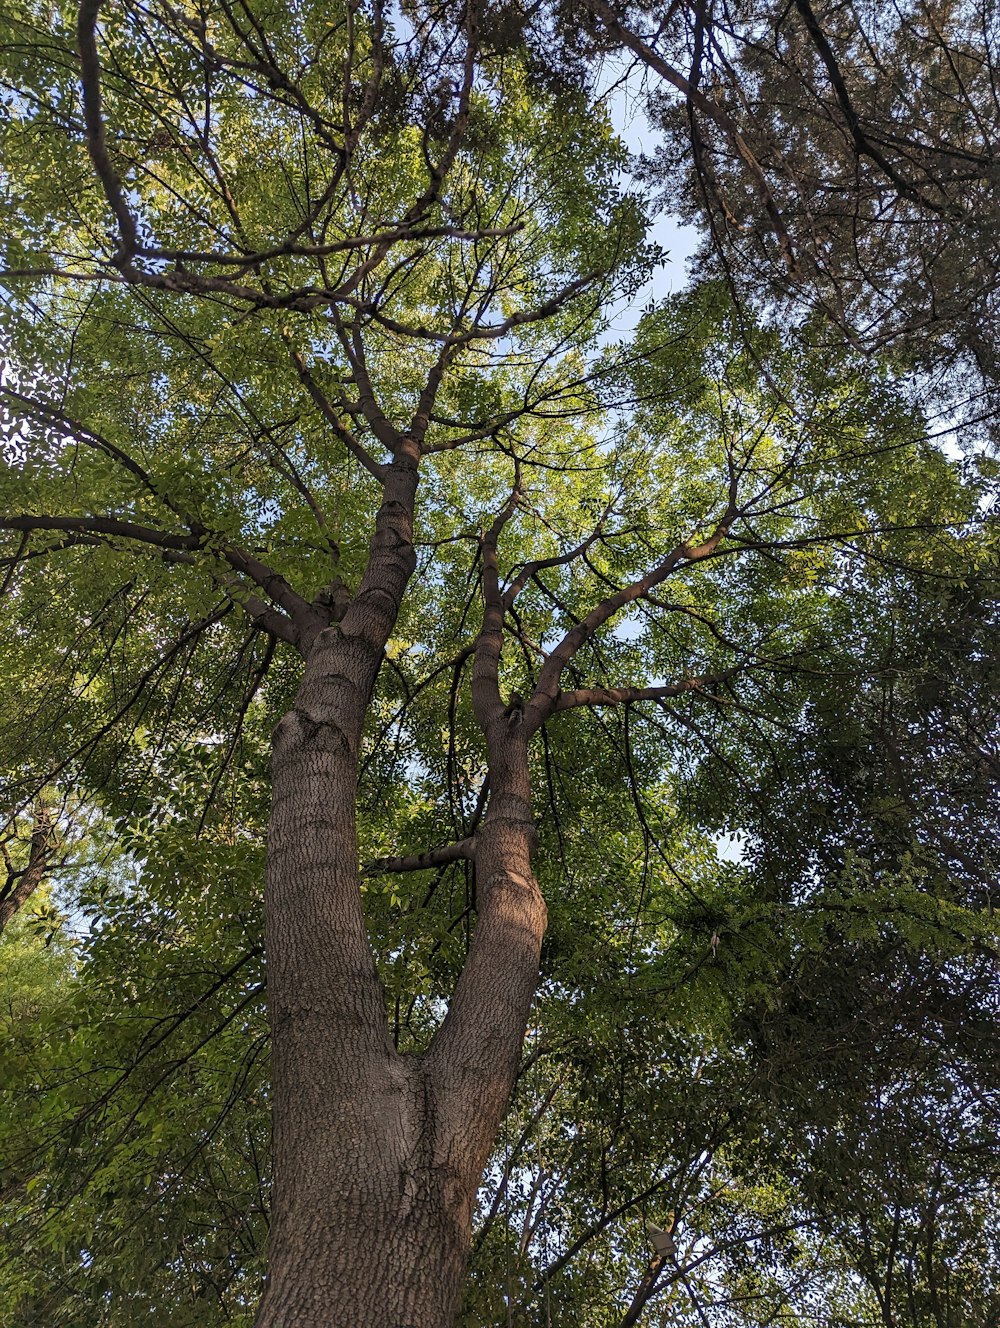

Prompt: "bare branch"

[526,503,738,730]
[551,674,737,714]
[364,837,476,877]
[77,0,139,264]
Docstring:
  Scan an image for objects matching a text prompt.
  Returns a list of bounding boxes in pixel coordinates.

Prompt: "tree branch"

[551,674,736,713]
[503,518,609,610]
[526,503,738,731]
[364,837,476,877]
[0,802,58,936]
[128,224,524,271]
[77,0,139,265]
[352,270,601,347]
[286,343,387,478]
[791,0,949,216]
[590,0,796,271]
[0,515,315,647]
[472,465,523,731]
[0,513,200,551]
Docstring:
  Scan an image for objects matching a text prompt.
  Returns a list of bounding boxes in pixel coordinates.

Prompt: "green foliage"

[0,3,997,1325]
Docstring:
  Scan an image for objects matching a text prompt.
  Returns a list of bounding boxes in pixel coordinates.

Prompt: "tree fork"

[255,424,548,1324]
[259,657,546,1327]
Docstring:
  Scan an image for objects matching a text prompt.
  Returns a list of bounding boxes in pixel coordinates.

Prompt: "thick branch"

[334,317,404,453]
[336,441,422,666]
[791,0,948,216]
[0,513,200,550]
[0,515,313,647]
[77,0,139,263]
[219,584,299,647]
[471,467,523,731]
[552,675,735,713]
[503,519,608,609]
[0,804,57,936]
[218,547,319,639]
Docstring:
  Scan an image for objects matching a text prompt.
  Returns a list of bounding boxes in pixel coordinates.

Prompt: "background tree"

[0,3,997,1327]
[502,0,1000,430]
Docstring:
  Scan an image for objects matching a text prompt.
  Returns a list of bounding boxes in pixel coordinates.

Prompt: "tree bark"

[257,697,545,1325]
[0,804,56,936]
[255,446,548,1327]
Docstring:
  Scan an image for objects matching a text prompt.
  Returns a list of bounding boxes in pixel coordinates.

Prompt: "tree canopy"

[0,2,997,1326]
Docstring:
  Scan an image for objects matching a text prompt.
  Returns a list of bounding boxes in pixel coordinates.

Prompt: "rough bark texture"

[255,444,548,1327]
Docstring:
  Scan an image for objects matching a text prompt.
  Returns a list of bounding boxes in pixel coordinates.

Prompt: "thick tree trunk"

[256,689,545,1327]
[255,446,548,1327]
[256,1047,480,1328]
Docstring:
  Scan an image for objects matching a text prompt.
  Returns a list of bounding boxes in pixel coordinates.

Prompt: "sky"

[602,56,702,337]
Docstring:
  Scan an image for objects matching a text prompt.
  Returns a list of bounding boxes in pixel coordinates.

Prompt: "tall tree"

[0,3,996,1325]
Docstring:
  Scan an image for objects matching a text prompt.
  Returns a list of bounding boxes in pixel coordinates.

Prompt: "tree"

[0,3,996,1326]
[513,0,1000,419]
[701,568,1000,1328]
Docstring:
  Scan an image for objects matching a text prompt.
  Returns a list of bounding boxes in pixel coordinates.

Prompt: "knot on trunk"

[479,868,545,919]
[272,707,351,753]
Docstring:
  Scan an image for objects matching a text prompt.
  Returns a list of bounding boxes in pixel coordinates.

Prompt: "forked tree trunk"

[257,687,543,1327]
[255,448,547,1327]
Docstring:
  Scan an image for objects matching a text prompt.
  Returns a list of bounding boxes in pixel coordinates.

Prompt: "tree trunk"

[0,803,55,936]
[256,682,545,1327]
[255,448,548,1326]
[255,1047,482,1328]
